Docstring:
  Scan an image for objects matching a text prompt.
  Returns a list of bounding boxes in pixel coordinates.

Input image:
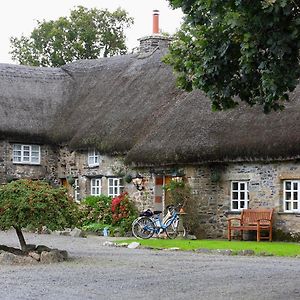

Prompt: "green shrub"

[78,195,112,226]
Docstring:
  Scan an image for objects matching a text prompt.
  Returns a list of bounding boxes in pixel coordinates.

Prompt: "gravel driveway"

[0,230,299,300]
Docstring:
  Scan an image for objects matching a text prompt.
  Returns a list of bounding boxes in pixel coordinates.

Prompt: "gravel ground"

[0,230,300,300]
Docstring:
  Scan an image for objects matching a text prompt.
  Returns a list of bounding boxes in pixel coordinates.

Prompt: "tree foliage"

[10,6,134,67]
[165,0,300,113]
[0,179,78,250]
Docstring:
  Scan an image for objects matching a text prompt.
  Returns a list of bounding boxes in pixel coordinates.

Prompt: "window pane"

[31,145,39,151]
[232,201,238,210]
[23,157,30,161]
[240,192,245,200]
[240,201,245,208]
[286,202,291,211]
[286,192,291,200]
[240,183,245,190]
[232,192,238,200]
[285,181,291,190]
[109,187,113,195]
[293,202,298,210]
[31,157,39,163]
[232,182,238,190]
[293,192,298,200]
[13,145,21,150]
[23,146,30,151]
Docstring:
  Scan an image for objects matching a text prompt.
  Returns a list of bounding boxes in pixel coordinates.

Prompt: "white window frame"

[13,144,40,165]
[283,180,300,212]
[231,181,249,211]
[88,149,100,167]
[108,178,124,198]
[91,178,102,196]
[74,178,80,202]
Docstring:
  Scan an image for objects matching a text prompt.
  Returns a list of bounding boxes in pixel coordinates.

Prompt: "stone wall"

[0,141,58,185]
[184,162,300,240]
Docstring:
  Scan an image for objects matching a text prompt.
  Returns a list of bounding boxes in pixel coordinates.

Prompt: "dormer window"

[88,149,100,167]
[13,144,40,165]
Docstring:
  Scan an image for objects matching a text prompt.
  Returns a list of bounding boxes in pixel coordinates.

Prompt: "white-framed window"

[283,180,300,212]
[13,144,40,165]
[74,178,80,202]
[88,149,100,167]
[91,178,102,196]
[231,181,249,211]
[108,178,124,198]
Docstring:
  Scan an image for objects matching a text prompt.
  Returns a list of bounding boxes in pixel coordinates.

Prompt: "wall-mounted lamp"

[132,174,145,191]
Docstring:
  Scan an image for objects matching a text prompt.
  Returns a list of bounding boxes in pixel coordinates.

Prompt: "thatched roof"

[0,63,72,143]
[1,49,300,166]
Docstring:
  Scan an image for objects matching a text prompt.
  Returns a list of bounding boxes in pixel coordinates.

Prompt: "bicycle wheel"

[132,216,155,239]
[166,217,179,239]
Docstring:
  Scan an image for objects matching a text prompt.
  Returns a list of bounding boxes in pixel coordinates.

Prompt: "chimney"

[153,10,159,34]
[137,10,172,56]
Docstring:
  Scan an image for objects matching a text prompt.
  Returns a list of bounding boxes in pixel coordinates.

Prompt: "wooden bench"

[227,208,274,242]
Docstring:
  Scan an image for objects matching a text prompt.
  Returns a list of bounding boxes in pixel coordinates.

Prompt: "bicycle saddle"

[153,210,162,215]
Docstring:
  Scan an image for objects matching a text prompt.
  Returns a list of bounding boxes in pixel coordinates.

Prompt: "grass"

[118,238,300,257]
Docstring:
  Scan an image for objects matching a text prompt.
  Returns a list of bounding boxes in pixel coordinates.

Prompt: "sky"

[0,0,183,64]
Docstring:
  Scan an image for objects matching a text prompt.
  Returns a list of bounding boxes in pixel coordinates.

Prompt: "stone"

[70,227,85,238]
[164,247,180,251]
[116,243,129,247]
[187,235,197,240]
[0,252,38,265]
[103,241,116,247]
[40,250,65,264]
[35,245,51,253]
[24,244,36,251]
[214,249,233,256]
[237,249,255,256]
[28,251,41,261]
[194,248,213,254]
[127,242,140,249]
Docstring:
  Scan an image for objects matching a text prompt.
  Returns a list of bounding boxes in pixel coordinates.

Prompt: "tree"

[10,6,134,67]
[0,179,78,250]
[164,0,300,113]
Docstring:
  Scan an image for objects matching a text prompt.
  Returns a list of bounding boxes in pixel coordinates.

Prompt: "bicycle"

[132,204,185,239]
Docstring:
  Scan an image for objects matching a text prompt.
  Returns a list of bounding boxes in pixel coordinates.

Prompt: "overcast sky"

[0,0,183,64]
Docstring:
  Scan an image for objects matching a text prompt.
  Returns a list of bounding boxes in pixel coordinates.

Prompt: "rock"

[24,244,36,251]
[127,242,140,249]
[116,243,129,247]
[40,226,51,234]
[70,227,85,238]
[35,245,51,253]
[237,249,255,256]
[258,252,274,257]
[164,247,180,251]
[40,250,65,264]
[28,251,41,261]
[214,249,233,256]
[103,241,116,247]
[187,235,197,240]
[0,252,38,265]
[194,248,213,254]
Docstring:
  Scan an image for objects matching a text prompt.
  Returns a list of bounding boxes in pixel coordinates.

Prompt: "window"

[283,180,300,212]
[13,144,40,164]
[231,181,249,211]
[108,178,124,198]
[91,178,102,196]
[88,149,100,167]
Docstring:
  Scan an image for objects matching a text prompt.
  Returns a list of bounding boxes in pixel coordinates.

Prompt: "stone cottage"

[1,14,300,240]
